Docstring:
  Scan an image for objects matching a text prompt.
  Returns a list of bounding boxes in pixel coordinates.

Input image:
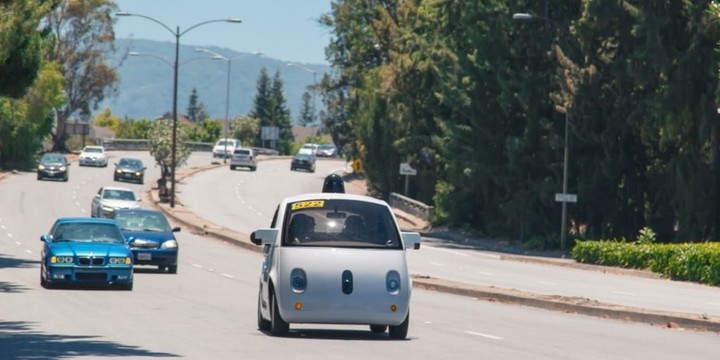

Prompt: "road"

[0,151,718,359]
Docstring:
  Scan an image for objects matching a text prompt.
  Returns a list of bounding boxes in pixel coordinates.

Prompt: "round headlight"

[161,240,178,249]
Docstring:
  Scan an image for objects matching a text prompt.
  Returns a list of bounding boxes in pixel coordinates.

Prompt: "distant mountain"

[100,38,331,122]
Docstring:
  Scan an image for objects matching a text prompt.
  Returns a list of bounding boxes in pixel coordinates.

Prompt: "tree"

[229,115,260,146]
[270,70,294,154]
[91,107,120,133]
[148,118,191,180]
[186,87,209,122]
[0,0,56,99]
[250,68,272,147]
[45,0,120,151]
[297,91,314,127]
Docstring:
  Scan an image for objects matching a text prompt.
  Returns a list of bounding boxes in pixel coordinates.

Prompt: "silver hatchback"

[230,148,257,171]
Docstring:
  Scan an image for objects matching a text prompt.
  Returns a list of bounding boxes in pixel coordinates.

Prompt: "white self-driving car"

[251,193,421,339]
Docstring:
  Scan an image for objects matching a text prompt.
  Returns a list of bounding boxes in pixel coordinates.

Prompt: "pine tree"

[297,91,314,127]
[187,87,200,122]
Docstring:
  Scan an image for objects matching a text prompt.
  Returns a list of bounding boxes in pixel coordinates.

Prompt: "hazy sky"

[114,0,333,65]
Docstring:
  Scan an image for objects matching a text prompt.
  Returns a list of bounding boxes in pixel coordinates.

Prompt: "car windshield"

[319,145,334,150]
[115,212,171,232]
[103,189,136,201]
[84,147,103,153]
[283,199,401,249]
[217,140,235,146]
[295,154,312,160]
[52,223,124,243]
[119,159,142,167]
[41,155,65,163]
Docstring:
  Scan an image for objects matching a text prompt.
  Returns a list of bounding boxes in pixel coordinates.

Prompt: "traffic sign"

[555,193,577,203]
[399,162,417,176]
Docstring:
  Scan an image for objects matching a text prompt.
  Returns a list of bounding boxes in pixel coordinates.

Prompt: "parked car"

[37,153,70,181]
[316,144,338,157]
[290,153,316,172]
[230,148,257,171]
[213,138,242,159]
[297,143,319,156]
[112,209,180,274]
[114,157,146,184]
[40,217,133,290]
[251,192,421,338]
[78,145,108,167]
[91,186,141,218]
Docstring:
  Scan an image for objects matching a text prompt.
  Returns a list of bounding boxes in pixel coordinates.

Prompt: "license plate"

[124,173,133,178]
[137,253,151,261]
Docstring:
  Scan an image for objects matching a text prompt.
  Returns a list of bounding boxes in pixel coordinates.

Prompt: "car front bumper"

[130,248,178,266]
[79,158,106,166]
[45,265,133,286]
[38,169,68,179]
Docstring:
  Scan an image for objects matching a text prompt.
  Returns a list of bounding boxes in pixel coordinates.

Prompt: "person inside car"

[288,214,316,244]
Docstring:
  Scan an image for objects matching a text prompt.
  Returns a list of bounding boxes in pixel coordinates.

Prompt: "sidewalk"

[145,161,720,333]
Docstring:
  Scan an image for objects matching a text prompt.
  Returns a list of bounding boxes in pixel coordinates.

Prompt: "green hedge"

[572,240,720,286]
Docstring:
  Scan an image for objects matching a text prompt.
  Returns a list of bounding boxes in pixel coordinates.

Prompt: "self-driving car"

[251,193,421,339]
[40,217,133,290]
[113,209,180,274]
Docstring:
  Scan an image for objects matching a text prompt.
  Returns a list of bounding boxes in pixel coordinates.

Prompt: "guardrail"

[389,192,434,222]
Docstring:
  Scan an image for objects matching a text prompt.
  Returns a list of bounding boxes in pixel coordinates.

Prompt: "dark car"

[112,209,180,274]
[114,157,146,184]
[37,153,70,181]
[40,217,133,290]
[291,153,316,172]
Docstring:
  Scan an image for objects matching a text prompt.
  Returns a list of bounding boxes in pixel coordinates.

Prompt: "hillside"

[100,39,331,122]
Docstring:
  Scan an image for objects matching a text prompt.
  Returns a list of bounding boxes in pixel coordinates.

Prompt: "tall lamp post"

[287,62,318,128]
[196,48,263,163]
[513,11,573,253]
[116,12,241,208]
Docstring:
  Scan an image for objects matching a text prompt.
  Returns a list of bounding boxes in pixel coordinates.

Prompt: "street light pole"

[116,12,241,208]
[196,49,263,163]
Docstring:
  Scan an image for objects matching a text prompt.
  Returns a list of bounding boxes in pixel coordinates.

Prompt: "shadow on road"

[0,320,180,359]
[0,253,40,269]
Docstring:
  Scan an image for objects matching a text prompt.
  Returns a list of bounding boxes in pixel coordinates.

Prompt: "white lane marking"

[706,302,720,307]
[75,202,80,207]
[537,281,556,285]
[430,262,444,267]
[15,242,21,246]
[192,264,204,269]
[613,291,638,296]
[7,233,12,238]
[465,331,503,340]
[221,273,235,279]
[0,225,5,230]
[25,249,32,254]
[477,252,502,259]
[423,246,470,257]
[477,271,495,276]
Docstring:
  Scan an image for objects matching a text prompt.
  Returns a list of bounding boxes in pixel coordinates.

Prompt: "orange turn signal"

[295,302,303,310]
[390,304,397,312]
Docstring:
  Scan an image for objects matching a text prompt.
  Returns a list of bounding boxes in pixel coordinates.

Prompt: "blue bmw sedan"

[40,218,134,290]
[112,209,180,274]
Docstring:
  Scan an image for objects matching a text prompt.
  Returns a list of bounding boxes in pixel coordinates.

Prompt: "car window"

[115,212,170,232]
[282,199,401,249]
[234,149,251,155]
[104,190,136,201]
[84,147,103,153]
[53,223,124,243]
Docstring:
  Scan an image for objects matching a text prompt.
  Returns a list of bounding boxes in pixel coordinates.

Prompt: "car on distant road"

[78,145,108,167]
[37,153,70,181]
[114,157,146,184]
[230,148,257,171]
[316,144,338,157]
[251,192,421,338]
[40,217,133,290]
[213,138,242,159]
[290,153,316,172]
[297,143,319,156]
[112,209,180,274]
[91,186,141,218]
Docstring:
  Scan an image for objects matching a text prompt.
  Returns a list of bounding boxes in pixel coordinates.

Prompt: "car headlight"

[386,270,401,294]
[161,240,178,249]
[108,257,132,265]
[51,256,74,264]
[101,205,115,211]
[290,268,307,293]
[134,171,142,176]
[116,169,122,174]
[38,165,46,170]
[59,166,66,171]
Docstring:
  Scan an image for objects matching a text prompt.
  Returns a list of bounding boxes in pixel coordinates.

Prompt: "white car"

[78,145,109,167]
[230,148,257,171]
[297,143,319,156]
[250,193,421,339]
[213,138,242,159]
[91,186,141,218]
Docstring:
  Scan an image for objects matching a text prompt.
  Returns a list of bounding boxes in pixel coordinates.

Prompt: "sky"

[113,0,333,65]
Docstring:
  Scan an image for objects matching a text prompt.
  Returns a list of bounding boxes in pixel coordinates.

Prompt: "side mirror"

[250,228,278,246]
[40,235,50,242]
[401,232,421,250]
[172,227,181,233]
[125,236,135,244]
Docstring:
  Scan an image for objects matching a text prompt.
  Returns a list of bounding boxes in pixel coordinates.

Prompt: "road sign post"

[399,162,417,195]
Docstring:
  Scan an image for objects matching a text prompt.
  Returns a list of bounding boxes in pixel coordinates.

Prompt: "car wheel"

[63,176,68,182]
[139,177,144,185]
[40,264,53,289]
[388,312,409,340]
[168,265,178,274]
[251,167,257,171]
[258,292,271,331]
[270,290,289,336]
[119,282,133,291]
[230,166,235,170]
[37,174,42,181]
[370,325,387,333]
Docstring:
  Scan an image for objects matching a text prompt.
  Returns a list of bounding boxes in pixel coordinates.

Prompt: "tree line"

[316,1,720,246]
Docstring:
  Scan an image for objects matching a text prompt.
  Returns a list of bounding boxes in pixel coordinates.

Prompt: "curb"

[146,158,720,333]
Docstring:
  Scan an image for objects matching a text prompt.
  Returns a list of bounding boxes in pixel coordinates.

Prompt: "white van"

[212,138,242,159]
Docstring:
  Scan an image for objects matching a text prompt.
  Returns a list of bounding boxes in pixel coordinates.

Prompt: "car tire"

[139,177,144,185]
[251,167,257,171]
[230,166,235,170]
[388,312,409,340]
[270,291,289,337]
[258,293,271,331]
[168,265,178,274]
[119,282,133,291]
[290,167,294,171]
[370,325,387,333]
[40,265,53,289]
[63,176,68,182]
[37,174,42,181]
